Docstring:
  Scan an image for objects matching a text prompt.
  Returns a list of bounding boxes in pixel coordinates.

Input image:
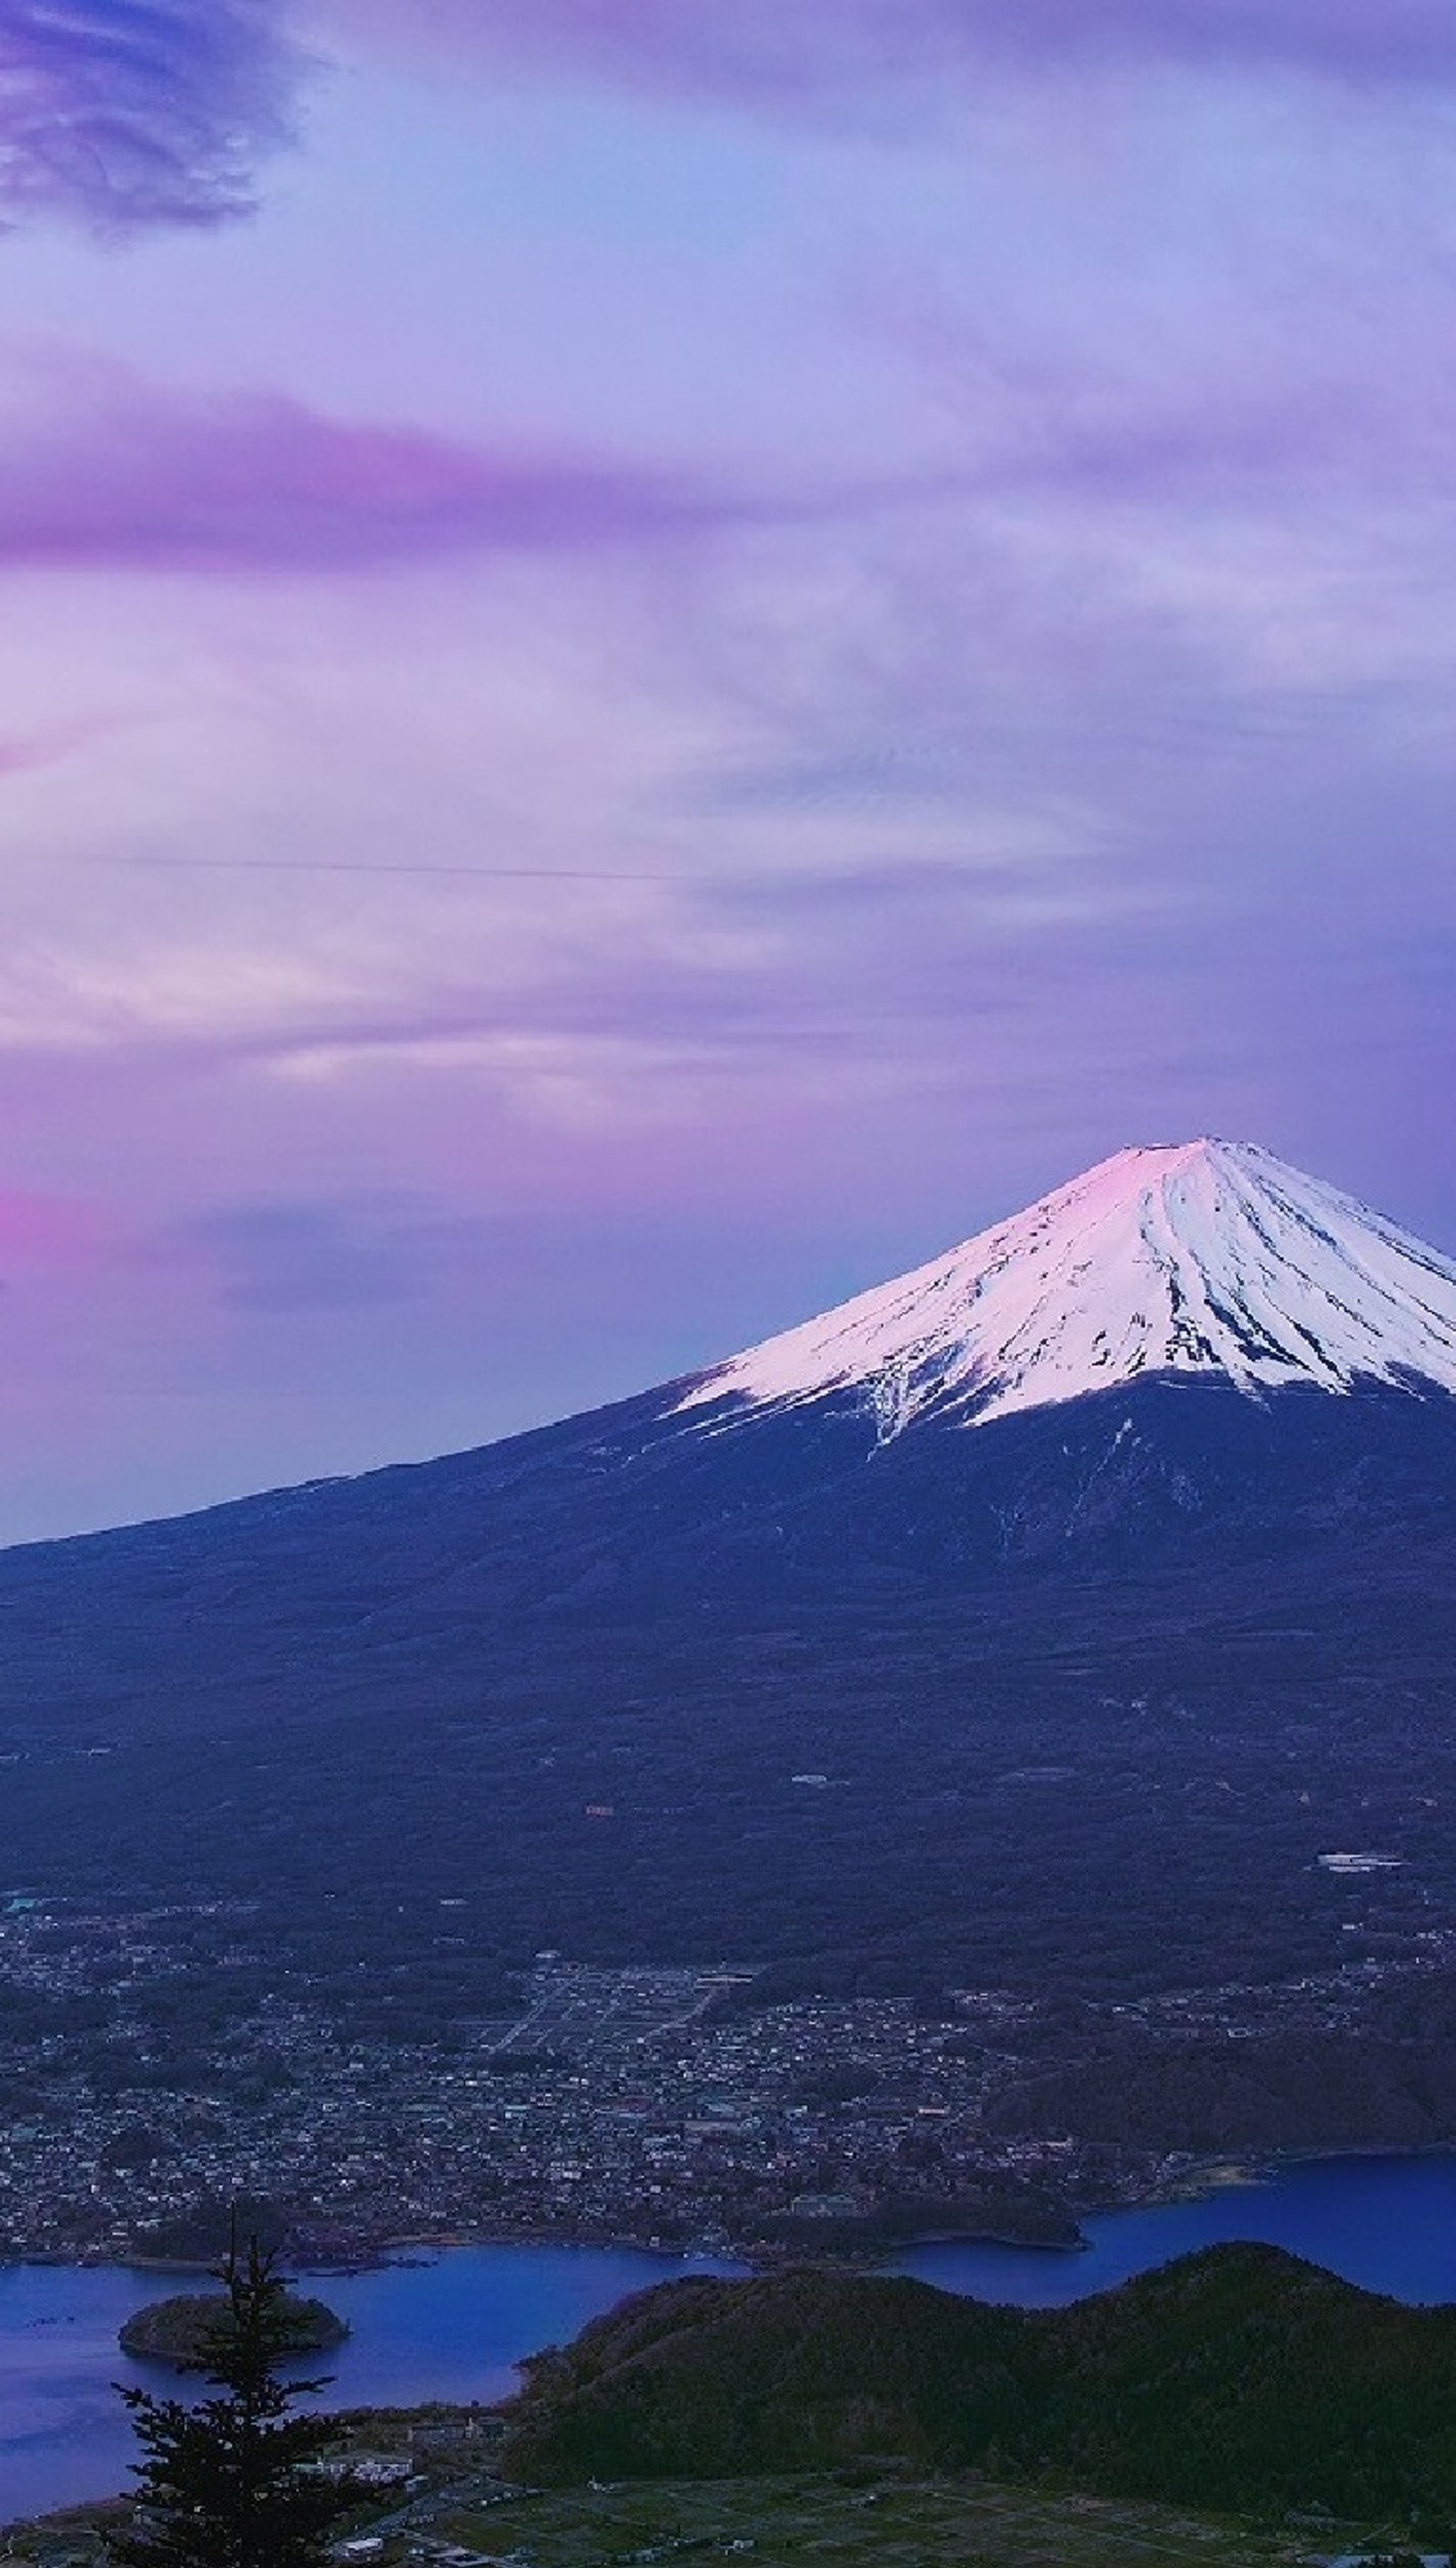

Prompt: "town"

[5,1894,1456,2268]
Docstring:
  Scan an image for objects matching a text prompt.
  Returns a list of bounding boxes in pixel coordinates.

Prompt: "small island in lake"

[119,2292,349,2366]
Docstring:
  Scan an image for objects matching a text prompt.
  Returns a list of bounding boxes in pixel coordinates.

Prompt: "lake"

[7,2150,1456,2527]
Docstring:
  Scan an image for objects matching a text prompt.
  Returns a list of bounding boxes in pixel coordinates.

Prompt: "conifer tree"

[110,2229,351,2568]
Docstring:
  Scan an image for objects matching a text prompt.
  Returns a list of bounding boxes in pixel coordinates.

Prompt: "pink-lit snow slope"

[677,1139,1456,1440]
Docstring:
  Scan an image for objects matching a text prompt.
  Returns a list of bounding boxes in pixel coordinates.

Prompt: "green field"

[440,2473,1317,2567]
[3,2467,1377,2568]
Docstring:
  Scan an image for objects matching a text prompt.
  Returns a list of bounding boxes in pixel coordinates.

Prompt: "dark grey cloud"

[178,1199,457,1312]
[0,0,302,232]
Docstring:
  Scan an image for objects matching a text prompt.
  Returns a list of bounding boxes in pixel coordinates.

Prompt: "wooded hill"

[118,2290,348,2364]
[500,2244,1456,2523]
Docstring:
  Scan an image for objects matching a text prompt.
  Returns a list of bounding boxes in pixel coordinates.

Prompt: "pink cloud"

[0,1188,110,1268]
[0,355,731,575]
[0,716,113,781]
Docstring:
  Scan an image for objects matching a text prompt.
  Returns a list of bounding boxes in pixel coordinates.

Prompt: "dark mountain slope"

[2,1369,1452,1693]
[0,1371,1454,2004]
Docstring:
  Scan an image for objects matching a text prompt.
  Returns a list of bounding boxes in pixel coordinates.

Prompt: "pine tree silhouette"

[109,2227,352,2567]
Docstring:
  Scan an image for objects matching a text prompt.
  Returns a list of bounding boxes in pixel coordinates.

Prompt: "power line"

[74,855,677,882]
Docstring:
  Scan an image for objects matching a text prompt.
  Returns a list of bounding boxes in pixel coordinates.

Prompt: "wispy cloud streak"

[0,0,301,232]
[347,0,1456,106]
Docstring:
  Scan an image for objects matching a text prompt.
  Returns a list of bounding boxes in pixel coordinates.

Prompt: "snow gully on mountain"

[677,1139,1456,1441]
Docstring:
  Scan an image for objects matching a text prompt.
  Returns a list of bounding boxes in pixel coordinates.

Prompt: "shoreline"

[2,2213,1088,2280]
[8,2138,1451,2283]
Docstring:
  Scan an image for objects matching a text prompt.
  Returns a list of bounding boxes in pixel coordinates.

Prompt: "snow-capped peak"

[676,1139,1456,1440]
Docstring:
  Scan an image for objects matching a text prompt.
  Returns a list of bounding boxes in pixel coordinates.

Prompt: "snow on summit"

[678,1139,1456,1439]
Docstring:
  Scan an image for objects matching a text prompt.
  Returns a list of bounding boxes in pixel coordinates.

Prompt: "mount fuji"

[3,1137,1455,2002]
[679,1137,1456,1434]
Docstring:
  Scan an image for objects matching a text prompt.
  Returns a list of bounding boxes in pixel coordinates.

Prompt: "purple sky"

[0,1,1453,1539]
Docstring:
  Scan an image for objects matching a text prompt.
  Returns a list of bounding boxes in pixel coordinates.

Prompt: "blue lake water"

[7,2152,1456,2527]
[897,2150,1456,2306]
[0,2241,743,2527]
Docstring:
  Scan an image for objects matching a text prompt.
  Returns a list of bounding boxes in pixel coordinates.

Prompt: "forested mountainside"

[502,2244,1456,2521]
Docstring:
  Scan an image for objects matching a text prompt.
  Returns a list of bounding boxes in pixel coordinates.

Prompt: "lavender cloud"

[344,0,1456,108]
[0,357,732,571]
[0,0,305,233]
